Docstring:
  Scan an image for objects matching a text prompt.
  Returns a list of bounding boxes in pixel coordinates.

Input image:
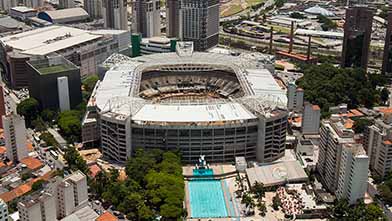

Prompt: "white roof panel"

[132,103,256,122]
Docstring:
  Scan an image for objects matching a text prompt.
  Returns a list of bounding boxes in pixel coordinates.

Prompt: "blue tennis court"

[188,179,228,218]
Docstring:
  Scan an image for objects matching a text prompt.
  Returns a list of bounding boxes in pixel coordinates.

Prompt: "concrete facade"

[336,143,369,204]
[3,114,27,163]
[382,12,392,75]
[103,0,128,30]
[287,82,303,112]
[57,76,71,111]
[179,0,219,51]
[84,0,102,19]
[132,0,161,37]
[0,199,8,221]
[18,192,56,221]
[302,102,320,134]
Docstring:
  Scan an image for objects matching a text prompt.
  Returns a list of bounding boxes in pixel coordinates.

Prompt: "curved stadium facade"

[85,45,288,164]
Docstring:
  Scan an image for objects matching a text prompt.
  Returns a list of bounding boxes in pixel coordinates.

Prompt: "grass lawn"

[266,25,291,34]
[38,64,73,75]
[221,5,243,17]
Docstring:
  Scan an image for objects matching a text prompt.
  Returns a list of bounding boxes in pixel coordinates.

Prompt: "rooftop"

[96,211,118,221]
[40,8,89,21]
[10,6,36,13]
[20,157,43,170]
[0,25,102,56]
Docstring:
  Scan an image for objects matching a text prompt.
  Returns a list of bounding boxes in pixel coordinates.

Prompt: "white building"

[22,0,44,8]
[57,171,88,219]
[84,0,102,19]
[287,82,303,112]
[59,0,75,8]
[9,7,37,21]
[3,114,28,163]
[0,199,8,221]
[132,0,160,37]
[18,192,57,221]
[364,110,392,178]
[302,102,321,134]
[57,76,70,111]
[336,143,369,204]
[103,0,128,30]
[317,116,355,193]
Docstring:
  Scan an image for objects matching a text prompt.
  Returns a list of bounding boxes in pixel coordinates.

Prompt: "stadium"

[86,43,288,164]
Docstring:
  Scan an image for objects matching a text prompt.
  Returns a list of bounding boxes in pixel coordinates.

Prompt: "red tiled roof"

[20,157,43,170]
[0,146,6,155]
[89,164,101,178]
[384,140,392,145]
[312,105,320,111]
[96,212,118,221]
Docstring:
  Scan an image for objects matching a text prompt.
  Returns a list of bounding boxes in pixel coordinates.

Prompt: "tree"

[16,98,40,127]
[31,117,46,132]
[257,200,267,216]
[39,132,59,148]
[290,12,305,19]
[275,0,286,8]
[381,87,390,104]
[82,75,99,93]
[353,118,373,134]
[272,195,281,210]
[41,109,57,124]
[58,110,82,142]
[317,15,337,31]
[332,199,349,218]
[64,146,89,175]
[32,179,45,191]
[251,182,265,199]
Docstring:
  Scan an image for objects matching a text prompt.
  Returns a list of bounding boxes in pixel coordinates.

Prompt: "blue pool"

[188,179,228,218]
[193,168,213,176]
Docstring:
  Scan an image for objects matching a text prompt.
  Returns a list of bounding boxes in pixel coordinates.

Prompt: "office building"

[132,0,161,37]
[317,116,355,192]
[166,0,179,38]
[287,82,304,112]
[336,143,368,204]
[382,11,392,75]
[0,86,5,129]
[364,110,392,178]
[3,114,28,163]
[23,0,44,9]
[179,0,219,51]
[18,192,56,221]
[57,76,71,111]
[0,199,8,221]
[0,25,130,88]
[103,0,128,30]
[59,0,75,9]
[341,6,374,70]
[84,0,102,19]
[27,57,82,110]
[302,102,321,134]
[56,171,88,219]
[0,0,17,12]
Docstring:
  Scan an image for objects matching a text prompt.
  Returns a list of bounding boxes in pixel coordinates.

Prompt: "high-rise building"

[336,143,369,204]
[3,114,28,163]
[166,0,179,38]
[0,86,6,129]
[302,102,320,134]
[103,0,128,30]
[317,116,355,192]
[84,0,102,19]
[132,0,161,37]
[341,6,374,70]
[57,76,70,111]
[382,11,392,75]
[179,0,219,51]
[27,56,82,110]
[59,0,75,8]
[287,82,303,112]
[23,0,44,8]
[56,171,88,219]
[0,0,17,12]
[18,192,56,221]
[0,199,8,221]
[364,111,392,179]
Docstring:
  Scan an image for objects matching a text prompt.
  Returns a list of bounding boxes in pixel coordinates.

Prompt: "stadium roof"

[304,5,335,17]
[38,8,89,23]
[95,51,287,123]
[0,25,102,56]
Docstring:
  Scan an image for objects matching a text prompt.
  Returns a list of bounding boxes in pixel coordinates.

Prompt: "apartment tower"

[103,0,128,30]
[341,6,374,70]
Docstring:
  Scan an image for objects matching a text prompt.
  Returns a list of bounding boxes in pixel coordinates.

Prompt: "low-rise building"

[9,7,37,21]
[18,192,56,221]
[27,56,82,110]
[37,8,89,24]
